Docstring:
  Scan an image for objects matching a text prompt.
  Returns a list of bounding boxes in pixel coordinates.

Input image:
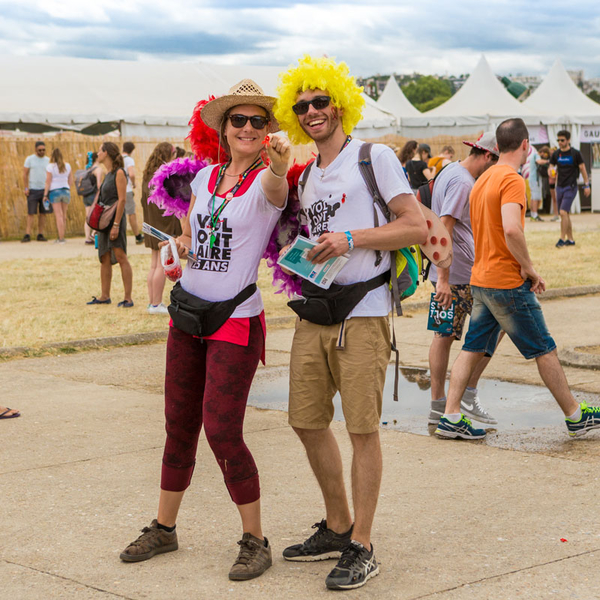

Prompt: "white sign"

[580,126,600,143]
[529,125,548,145]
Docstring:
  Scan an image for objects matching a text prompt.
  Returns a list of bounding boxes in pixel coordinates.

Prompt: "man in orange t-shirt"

[435,118,600,441]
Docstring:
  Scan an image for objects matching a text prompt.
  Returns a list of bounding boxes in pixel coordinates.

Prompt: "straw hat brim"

[201,95,279,133]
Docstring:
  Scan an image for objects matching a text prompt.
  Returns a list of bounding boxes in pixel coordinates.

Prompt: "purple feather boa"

[148,157,209,219]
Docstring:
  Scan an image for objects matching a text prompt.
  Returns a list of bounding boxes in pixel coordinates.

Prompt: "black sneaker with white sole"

[283,519,352,562]
[325,540,379,590]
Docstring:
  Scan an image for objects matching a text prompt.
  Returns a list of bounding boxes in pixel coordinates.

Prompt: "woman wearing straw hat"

[120,80,290,581]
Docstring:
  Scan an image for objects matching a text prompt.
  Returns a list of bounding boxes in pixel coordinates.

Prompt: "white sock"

[567,405,581,421]
[531,212,538,218]
[433,396,446,404]
[466,387,477,393]
[444,413,462,422]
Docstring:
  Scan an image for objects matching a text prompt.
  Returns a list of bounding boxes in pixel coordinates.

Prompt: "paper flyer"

[427,292,455,334]
[277,235,349,290]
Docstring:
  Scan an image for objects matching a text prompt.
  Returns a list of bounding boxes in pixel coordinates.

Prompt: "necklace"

[208,156,264,248]
[317,135,352,180]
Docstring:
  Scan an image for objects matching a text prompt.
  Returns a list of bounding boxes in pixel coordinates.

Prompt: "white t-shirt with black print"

[298,138,413,318]
[182,165,286,318]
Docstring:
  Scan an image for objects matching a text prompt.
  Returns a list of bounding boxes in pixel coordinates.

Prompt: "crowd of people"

[10,54,599,593]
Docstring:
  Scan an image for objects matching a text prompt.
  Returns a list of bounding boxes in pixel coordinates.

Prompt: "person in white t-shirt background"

[43,148,73,244]
[122,141,144,244]
[22,140,51,242]
[274,55,427,591]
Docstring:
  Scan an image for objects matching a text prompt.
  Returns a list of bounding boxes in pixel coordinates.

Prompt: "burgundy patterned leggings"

[161,317,263,505]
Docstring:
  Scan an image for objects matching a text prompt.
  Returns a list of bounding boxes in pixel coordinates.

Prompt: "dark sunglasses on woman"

[292,96,331,115]
[228,114,270,129]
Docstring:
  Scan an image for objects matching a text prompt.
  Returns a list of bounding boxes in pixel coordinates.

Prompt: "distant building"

[567,69,585,88]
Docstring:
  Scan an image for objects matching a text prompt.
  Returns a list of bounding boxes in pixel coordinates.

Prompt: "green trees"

[402,76,454,112]
[588,90,600,105]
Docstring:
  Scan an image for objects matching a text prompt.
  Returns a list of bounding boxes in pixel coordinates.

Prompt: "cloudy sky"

[1,0,599,78]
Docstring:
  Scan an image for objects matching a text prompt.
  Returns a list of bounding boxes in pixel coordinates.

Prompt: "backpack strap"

[357,142,401,402]
[299,161,314,191]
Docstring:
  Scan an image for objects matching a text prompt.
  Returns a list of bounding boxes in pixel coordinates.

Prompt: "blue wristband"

[344,231,354,250]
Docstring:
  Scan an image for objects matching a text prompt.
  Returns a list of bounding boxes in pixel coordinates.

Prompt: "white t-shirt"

[24,154,49,189]
[299,139,413,318]
[46,163,71,191]
[181,165,286,318]
[123,155,135,193]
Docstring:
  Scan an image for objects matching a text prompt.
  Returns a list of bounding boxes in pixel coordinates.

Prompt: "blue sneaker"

[566,402,600,437]
[435,415,487,440]
[555,239,566,248]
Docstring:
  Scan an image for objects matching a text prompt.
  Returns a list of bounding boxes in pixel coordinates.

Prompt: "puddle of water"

[249,365,600,450]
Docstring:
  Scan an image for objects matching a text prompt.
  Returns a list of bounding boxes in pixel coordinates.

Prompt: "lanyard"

[316,135,352,168]
[208,156,263,248]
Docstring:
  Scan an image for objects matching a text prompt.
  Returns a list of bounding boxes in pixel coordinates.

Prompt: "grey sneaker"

[460,388,497,424]
[325,541,379,590]
[283,519,353,562]
[428,399,446,424]
[120,519,178,562]
[228,533,272,581]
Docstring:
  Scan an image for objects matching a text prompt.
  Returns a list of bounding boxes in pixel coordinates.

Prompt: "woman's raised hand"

[265,135,291,176]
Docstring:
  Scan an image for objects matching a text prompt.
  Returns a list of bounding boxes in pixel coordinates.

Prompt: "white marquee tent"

[0,56,396,139]
[376,75,420,121]
[399,55,538,137]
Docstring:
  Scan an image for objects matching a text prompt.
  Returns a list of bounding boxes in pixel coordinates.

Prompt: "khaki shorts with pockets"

[289,317,391,434]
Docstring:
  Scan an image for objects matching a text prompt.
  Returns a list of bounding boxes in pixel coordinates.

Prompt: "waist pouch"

[288,271,390,326]
[168,281,257,338]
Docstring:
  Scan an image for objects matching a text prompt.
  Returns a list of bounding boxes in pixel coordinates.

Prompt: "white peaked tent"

[524,58,600,145]
[0,56,396,139]
[524,59,600,213]
[400,55,538,137]
[376,76,420,121]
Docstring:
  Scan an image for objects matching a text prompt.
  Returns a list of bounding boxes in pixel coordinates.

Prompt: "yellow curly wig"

[274,55,365,146]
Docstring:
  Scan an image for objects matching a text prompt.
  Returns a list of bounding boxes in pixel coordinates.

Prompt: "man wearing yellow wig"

[275,56,427,590]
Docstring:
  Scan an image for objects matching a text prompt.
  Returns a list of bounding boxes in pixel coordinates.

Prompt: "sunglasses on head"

[228,114,269,130]
[292,96,331,115]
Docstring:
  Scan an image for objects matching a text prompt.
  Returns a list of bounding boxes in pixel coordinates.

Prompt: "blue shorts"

[49,188,71,204]
[463,282,556,360]
[556,184,577,213]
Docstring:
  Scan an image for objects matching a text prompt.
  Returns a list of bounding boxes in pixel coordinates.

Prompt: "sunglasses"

[292,96,331,115]
[557,138,567,142]
[36,148,46,152]
[228,114,269,130]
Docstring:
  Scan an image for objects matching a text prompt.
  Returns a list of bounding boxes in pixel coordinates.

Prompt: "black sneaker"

[325,541,379,590]
[21,234,31,243]
[564,240,576,247]
[283,520,352,562]
[556,239,566,248]
[36,234,48,242]
[135,233,144,245]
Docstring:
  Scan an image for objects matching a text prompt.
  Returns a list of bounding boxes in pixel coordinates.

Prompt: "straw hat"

[200,79,279,133]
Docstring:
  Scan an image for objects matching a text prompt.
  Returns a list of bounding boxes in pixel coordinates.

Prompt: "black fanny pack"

[287,271,390,326]
[168,282,257,338]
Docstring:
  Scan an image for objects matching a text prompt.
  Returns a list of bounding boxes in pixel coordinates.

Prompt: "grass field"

[1,216,599,350]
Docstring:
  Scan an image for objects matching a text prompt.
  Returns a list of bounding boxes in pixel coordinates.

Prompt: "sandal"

[0,408,20,419]
[87,296,111,305]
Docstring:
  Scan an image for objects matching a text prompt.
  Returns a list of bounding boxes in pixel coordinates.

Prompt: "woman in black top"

[87,141,133,307]
[405,143,432,191]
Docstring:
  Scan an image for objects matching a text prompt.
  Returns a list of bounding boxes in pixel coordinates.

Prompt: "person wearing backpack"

[79,152,105,244]
[274,55,427,591]
[426,132,500,428]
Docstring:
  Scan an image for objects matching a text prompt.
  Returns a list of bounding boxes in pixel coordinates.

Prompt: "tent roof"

[0,55,395,133]
[402,55,536,126]
[376,76,420,119]
[523,59,600,123]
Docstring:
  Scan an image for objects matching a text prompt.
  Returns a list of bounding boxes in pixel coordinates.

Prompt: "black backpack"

[75,167,97,197]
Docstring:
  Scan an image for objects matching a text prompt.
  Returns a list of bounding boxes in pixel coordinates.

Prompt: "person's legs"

[292,426,353,533]
[38,213,46,236]
[128,213,140,237]
[536,350,578,415]
[53,202,65,240]
[113,247,133,302]
[99,252,112,300]
[202,318,265,535]
[348,430,381,549]
[62,199,69,238]
[84,206,93,242]
[148,249,167,306]
[443,350,486,414]
[429,334,455,402]
[25,214,34,236]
